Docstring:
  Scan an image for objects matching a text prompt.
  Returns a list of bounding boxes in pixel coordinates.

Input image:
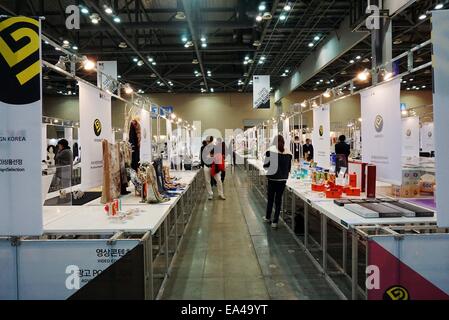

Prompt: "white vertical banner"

[271,124,278,141]
[64,127,73,147]
[0,17,43,236]
[313,104,331,169]
[402,117,420,159]
[421,123,435,153]
[361,78,402,185]
[432,10,449,227]
[140,109,152,162]
[96,61,117,92]
[166,119,172,160]
[41,124,47,161]
[253,75,270,109]
[79,83,112,190]
[283,118,291,152]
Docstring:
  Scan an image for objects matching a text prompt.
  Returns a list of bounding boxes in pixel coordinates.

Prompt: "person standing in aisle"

[202,136,226,200]
[263,135,292,229]
[291,136,301,162]
[216,137,226,183]
[55,139,73,189]
[200,140,207,168]
[335,135,351,173]
[303,138,314,162]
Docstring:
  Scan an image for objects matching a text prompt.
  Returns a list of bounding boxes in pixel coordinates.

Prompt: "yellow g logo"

[406,129,412,137]
[319,125,324,137]
[0,17,40,105]
[93,119,102,137]
[383,286,410,300]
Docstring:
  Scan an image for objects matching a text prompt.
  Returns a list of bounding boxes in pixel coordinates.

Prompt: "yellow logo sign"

[384,286,410,300]
[0,16,40,104]
[319,125,324,137]
[93,119,102,137]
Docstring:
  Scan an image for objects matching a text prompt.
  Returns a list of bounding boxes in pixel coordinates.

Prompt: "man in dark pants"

[335,135,351,174]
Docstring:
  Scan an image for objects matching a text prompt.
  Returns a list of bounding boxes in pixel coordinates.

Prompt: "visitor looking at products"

[263,135,292,229]
[202,136,225,200]
[335,135,351,174]
[55,139,73,189]
[303,139,314,162]
[291,136,302,162]
[200,140,207,168]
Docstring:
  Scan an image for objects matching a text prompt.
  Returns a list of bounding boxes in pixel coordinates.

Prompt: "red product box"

[346,187,361,196]
[349,173,357,188]
[312,184,325,192]
[325,189,343,199]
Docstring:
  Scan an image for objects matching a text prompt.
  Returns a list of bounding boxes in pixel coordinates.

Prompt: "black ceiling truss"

[0,0,438,95]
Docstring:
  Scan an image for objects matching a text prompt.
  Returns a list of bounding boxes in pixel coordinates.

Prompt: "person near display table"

[263,135,293,229]
[335,135,351,174]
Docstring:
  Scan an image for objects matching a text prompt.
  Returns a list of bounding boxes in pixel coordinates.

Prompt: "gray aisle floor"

[161,167,339,300]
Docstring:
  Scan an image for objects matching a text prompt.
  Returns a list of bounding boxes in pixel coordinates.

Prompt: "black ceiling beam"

[78,21,255,32]
[181,0,208,91]
[83,0,171,89]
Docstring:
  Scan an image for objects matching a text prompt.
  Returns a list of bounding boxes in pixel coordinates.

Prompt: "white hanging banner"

[41,124,47,161]
[432,10,449,227]
[271,124,278,141]
[140,109,152,162]
[283,118,291,152]
[64,127,73,147]
[402,117,420,159]
[79,82,112,190]
[166,119,173,161]
[313,104,331,169]
[253,75,270,109]
[96,61,117,92]
[421,123,435,153]
[361,78,402,185]
[0,16,43,236]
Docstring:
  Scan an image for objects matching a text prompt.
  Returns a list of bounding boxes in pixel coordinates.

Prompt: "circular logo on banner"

[374,115,384,133]
[406,129,412,137]
[428,131,433,138]
[319,125,324,137]
[383,286,410,300]
[93,119,102,137]
[0,17,41,105]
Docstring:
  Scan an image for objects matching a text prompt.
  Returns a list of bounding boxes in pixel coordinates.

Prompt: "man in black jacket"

[303,139,314,161]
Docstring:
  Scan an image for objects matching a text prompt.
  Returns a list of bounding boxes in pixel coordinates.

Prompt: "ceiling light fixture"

[284,3,292,11]
[262,12,273,20]
[280,14,286,21]
[80,7,89,15]
[90,13,101,24]
[55,56,67,71]
[323,89,331,98]
[201,43,207,48]
[83,57,95,71]
[124,84,133,94]
[435,3,444,10]
[383,71,393,81]
[113,16,121,23]
[308,42,314,47]
[259,3,266,11]
[301,101,307,108]
[253,40,261,47]
[314,35,320,41]
[72,46,78,51]
[200,36,206,42]
[256,15,263,22]
[118,42,127,48]
[419,14,427,20]
[175,11,186,20]
[137,60,144,67]
[104,6,113,15]
[349,59,355,64]
[357,69,370,81]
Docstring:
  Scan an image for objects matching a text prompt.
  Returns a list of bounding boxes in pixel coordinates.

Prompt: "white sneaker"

[219,195,226,200]
[263,217,271,223]
[208,195,213,200]
[271,223,278,229]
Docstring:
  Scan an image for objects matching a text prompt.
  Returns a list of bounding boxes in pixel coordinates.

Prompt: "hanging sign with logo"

[96,61,117,93]
[79,82,112,190]
[361,78,402,185]
[140,108,152,162]
[0,16,43,236]
[421,123,434,153]
[312,104,331,169]
[253,75,270,109]
[402,117,420,159]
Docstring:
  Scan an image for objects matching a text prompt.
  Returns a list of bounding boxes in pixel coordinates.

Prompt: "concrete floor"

[162,167,340,300]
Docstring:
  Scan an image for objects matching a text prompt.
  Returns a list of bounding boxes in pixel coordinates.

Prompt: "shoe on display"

[263,217,271,223]
[271,223,278,229]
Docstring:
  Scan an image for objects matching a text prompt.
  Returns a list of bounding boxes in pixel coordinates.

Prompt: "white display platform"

[43,170,200,235]
[312,201,436,228]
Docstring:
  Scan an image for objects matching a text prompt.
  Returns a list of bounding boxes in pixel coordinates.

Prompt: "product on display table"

[101,140,122,204]
[333,198,435,218]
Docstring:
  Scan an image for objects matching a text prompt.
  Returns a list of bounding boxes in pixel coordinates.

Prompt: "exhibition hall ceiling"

[0,0,438,95]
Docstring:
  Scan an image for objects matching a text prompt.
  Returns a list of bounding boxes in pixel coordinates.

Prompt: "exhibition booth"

[0,16,204,300]
[238,18,449,300]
